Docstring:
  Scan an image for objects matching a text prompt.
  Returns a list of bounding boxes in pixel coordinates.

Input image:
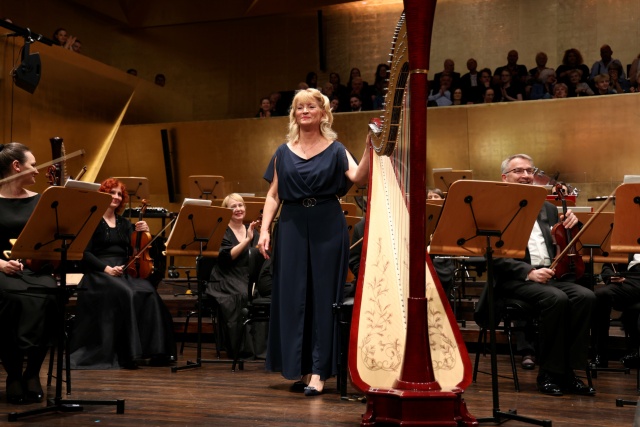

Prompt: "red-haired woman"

[70,178,175,369]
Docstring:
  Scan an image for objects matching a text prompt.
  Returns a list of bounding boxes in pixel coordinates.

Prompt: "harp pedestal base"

[361,387,477,427]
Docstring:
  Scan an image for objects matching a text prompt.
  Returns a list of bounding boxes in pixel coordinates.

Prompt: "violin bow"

[0,150,85,186]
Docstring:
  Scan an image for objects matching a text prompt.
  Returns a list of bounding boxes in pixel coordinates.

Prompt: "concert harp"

[349,1,476,425]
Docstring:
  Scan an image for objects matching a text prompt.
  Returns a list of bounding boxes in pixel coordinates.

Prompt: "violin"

[126,200,154,279]
[550,183,585,281]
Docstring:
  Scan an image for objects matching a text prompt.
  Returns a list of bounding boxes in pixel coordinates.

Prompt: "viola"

[550,183,585,281]
[126,200,154,279]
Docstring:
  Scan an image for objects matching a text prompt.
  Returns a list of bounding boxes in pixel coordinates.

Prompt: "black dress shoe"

[120,360,139,370]
[23,375,44,403]
[591,354,608,368]
[521,354,536,370]
[564,375,596,396]
[536,372,563,396]
[621,352,640,369]
[6,379,26,405]
[304,386,323,397]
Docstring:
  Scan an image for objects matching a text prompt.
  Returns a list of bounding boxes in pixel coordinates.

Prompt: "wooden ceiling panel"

[68,0,360,28]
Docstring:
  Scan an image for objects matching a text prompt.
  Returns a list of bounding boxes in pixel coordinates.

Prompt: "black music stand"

[188,175,225,201]
[609,183,640,407]
[114,177,150,217]
[166,202,233,372]
[574,212,620,289]
[430,180,549,427]
[432,169,473,193]
[7,187,123,422]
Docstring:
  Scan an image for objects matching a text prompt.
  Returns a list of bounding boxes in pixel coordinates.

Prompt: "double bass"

[126,200,154,279]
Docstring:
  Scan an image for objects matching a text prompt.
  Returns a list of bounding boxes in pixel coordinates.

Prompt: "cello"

[126,200,154,279]
[550,183,585,281]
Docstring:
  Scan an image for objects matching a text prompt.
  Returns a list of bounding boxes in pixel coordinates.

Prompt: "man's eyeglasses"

[504,167,535,175]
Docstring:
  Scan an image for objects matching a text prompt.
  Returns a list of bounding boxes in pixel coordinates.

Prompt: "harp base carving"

[360,299,477,426]
[361,387,477,427]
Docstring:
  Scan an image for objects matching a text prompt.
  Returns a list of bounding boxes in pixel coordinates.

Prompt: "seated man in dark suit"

[593,256,640,368]
[494,153,596,396]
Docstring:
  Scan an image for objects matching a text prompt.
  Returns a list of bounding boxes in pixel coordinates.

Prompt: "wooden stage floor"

[2,348,639,426]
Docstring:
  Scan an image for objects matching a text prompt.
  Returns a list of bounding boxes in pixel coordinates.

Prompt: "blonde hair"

[221,193,244,208]
[286,88,337,143]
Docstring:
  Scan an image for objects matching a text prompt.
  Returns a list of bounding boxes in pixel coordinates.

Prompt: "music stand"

[575,212,622,288]
[611,183,640,254]
[605,183,640,407]
[113,177,150,218]
[242,202,264,224]
[166,202,233,372]
[425,200,444,244]
[432,169,473,193]
[7,187,123,422]
[430,180,550,427]
[188,175,225,201]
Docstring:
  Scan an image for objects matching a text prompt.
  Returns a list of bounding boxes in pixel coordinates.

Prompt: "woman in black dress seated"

[205,193,262,358]
[70,178,176,369]
[0,142,58,404]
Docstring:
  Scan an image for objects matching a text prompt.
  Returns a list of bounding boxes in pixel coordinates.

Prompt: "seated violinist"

[494,154,596,396]
[0,143,58,404]
[70,178,176,369]
[592,255,640,368]
[205,193,263,359]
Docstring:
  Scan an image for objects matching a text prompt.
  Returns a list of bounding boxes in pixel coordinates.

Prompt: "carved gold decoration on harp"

[349,12,472,393]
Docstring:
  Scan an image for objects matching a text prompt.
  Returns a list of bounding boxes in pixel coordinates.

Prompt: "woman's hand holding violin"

[134,221,149,232]
[105,265,124,277]
[1,259,23,276]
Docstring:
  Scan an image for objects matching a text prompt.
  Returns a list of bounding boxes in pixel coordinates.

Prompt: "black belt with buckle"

[283,196,337,208]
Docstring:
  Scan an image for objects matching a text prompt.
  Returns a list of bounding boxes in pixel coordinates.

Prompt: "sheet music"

[64,179,100,191]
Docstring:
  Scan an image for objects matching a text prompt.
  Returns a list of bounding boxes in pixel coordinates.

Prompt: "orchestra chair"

[473,290,539,392]
[454,256,486,302]
[177,256,224,358]
[188,175,225,201]
[344,186,366,216]
[231,247,269,371]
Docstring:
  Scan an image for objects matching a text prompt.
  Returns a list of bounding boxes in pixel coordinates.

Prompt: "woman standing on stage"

[0,142,58,404]
[258,88,370,396]
[70,178,176,370]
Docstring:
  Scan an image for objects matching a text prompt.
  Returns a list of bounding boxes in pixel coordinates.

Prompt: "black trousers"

[594,277,640,356]
[499,278,595,376]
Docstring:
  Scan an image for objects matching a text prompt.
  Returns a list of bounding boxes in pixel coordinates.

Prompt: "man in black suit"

[432,58,461,93]
[493,50,529,87]
[494,153,596,396]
